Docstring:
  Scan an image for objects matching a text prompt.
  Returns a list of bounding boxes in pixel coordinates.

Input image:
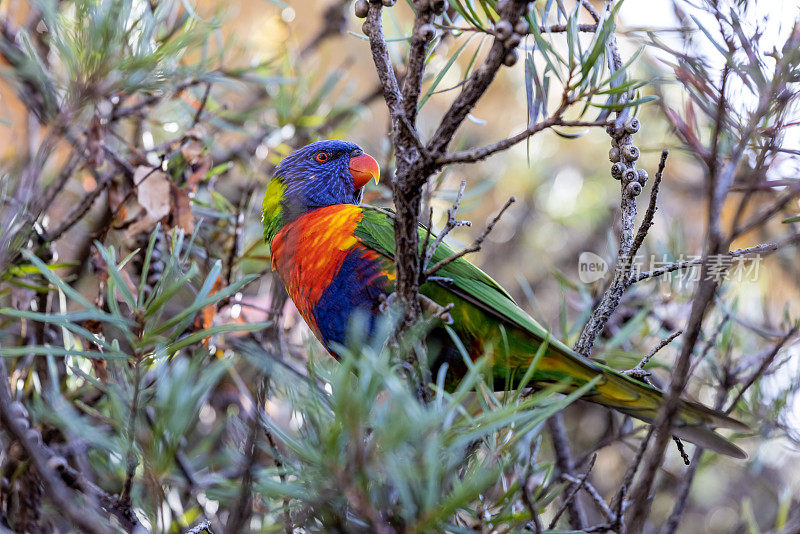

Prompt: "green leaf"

[166,321,271,354]
[580,0,625,81]
[589,94,658,109]
[418,36,474,110]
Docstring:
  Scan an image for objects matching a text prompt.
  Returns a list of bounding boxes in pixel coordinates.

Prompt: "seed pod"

[624,117,640,134]
[627,181,643,196]
[25,428,42,445]
[382,0,396,6]
[354,0,369,18]
[503,49,518,67]
[514,20,529,35]
[496,0,509,12]
[637,169,649,185]
[47,456,68,471]
[611,162,625,179]
[418,23,435,40]
[623,169,638,183]
[10,401,28,420]
[609,147,620,163]
[504,33,521,49]
[494,20,513,40]
[622,144,640,161]
[431,0,448,14]
[605,124,615,136]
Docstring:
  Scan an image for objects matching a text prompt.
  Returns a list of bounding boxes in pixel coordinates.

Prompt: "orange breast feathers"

[270,205,364,329]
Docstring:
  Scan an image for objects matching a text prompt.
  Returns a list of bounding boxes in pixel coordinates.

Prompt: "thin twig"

[623,330,683,380]
[561,473,615,522]
[547,415,587,530]
[192,82,213,126]
[725,326,797,414]
[187,520,213,534]
[435,118,605,165]
[628,150,669,263]
[424,196,515,277]
[632,233,800,283]
[548,454,597,529]
[422,181,470,271]
[520,438,544,533]
[0,359,109,534]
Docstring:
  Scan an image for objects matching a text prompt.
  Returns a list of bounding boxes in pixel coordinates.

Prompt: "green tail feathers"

[581,362,748,459]
[531,341,749,459]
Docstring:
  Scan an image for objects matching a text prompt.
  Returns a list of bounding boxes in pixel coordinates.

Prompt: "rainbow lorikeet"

[262,139,747,458]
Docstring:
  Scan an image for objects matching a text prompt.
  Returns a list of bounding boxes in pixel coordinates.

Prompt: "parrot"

[262,139,748,458]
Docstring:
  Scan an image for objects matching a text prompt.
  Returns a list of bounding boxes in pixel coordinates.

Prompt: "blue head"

[274,139,379,213]
[262,140,380,241]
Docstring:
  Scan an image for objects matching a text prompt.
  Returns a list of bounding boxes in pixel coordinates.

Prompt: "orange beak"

[349,153,380,190]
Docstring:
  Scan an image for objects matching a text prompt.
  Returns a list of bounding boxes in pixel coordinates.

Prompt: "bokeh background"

[1,0,799,532]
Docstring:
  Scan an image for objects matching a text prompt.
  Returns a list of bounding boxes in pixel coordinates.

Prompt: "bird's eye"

[314,152,330,163]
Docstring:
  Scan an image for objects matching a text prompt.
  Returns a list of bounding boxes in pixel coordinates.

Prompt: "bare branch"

[629,150,669,260]
[561,473,615,522]
[547,415,587,530]
[402,7,434,124]
[0,359,109,534]
[435,118,608,166]
[548,454,597,529]
[424,196,515,277]
[426,0,530,155]
[725,326,798,414]
[632,233,800,283]
[422,181,470,270]
[623,329,683,380]
[362,4,405,122]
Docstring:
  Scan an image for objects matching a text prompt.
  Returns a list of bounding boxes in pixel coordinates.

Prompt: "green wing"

[354,206,749,458]
[355,206,560,344]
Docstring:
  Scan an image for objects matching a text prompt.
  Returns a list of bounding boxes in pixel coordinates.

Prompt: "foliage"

[0,0,798,533]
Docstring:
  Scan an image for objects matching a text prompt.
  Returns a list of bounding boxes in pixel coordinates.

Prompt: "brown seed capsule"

[627,181,643,196]
[10,401,28,419]
[622,144,640,161]
[431,0,448,14]
[637,169,649,184]
[47,456,68,471]
[605,124,615,136]
[611,162,625,179]
[504,33,521,49]
[623,169,638,183]
[419,23,435,40]
[496,0,509,12]
[609,147,620,163]
[514,20,529,35]
[15,417,30,430]
[354,0,369,18]
[25,428,42,445]
[503,49,518,67]
[624,116,640,134]
[494,20,513,40]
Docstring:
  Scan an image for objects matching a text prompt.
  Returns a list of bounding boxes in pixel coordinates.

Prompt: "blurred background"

[0,0,799,532]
